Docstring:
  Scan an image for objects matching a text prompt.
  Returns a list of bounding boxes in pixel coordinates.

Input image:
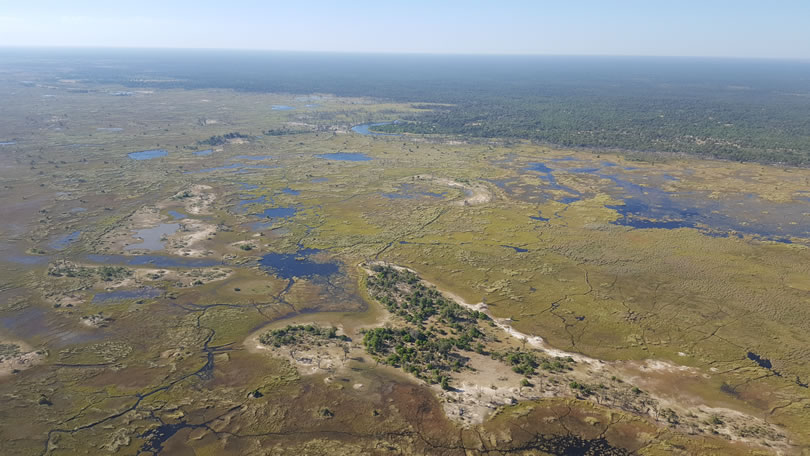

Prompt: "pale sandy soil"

[166,219,217,257]
[362,262,790,450]
[171,184,216,215]
[244,261,791,451]
[0,339,45,377]
[411,175,492,206]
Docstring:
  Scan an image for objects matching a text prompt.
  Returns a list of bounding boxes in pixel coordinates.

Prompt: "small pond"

[124,223,180,251]
[351,122,399,136]
[93,287,161,303]
[49,231,81,250]
[259,248,340,279]
[315,153,372,162]
[128,149,168,160]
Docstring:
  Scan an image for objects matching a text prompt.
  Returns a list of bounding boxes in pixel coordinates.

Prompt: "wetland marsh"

[1,59,810,456]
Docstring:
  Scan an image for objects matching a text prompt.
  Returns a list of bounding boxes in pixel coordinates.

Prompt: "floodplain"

[1,74,810,455]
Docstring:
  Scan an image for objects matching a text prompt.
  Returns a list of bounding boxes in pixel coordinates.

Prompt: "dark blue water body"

[93,287,161,303]
[254,207,297,219]
[502,245,528,252]
[271,105,294,110]
[84,254,220,267]
[557,196,582,204]
[556,161,809,240]
[49,231,81,250]
[167,210,186,220]
[259,248,340,279]
[128,149,168,160]
[526,163,554,174]
[511,159,810,241]
[246,204,298,230]
[235,195,268,212]
[0,141,17,146]
[281,187,300,196]
[351,122,400,136]
[530,213,550,221]
[193,149,213,156]
[316,153,372,161]
[524,162,583,202]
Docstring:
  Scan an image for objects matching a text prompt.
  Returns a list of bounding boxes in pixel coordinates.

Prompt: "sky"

[0,0,809,59]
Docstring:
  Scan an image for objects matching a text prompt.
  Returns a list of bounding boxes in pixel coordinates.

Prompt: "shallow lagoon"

[93,287,161,303]
[315,152,372,161]
[259,248,339,279]
[124,223,180,251]
[519,158,810,241]
[351,122,399,136]
[49,231,81,250]
[128,149,168,160]
[253,207,297,220]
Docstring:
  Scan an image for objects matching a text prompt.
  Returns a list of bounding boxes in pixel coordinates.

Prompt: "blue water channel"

[519,157,810,242]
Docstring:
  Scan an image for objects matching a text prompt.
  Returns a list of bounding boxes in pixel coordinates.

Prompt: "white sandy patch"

[362,262,790,450]
[0,339,45,377]
[172,185,216,215]
[166,220,217,257]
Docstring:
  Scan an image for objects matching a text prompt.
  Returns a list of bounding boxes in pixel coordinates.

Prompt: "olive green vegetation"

[22,50,810,165]
[358,265,575,389]
[0,76,809,454]
[259,324,348,347]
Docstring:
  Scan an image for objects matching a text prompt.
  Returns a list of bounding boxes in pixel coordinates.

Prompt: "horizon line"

[1,45,808,63]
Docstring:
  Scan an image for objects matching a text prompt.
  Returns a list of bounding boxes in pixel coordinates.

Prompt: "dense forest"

[4,49,809,164]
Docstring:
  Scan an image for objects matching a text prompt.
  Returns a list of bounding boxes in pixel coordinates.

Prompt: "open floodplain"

[2,78,810,455]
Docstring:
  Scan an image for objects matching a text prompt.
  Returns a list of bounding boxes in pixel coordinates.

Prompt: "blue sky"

[1,1,808,58]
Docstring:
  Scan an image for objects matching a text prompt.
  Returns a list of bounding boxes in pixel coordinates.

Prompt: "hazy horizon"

[2,45,810,62]
[1,1,809,59]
